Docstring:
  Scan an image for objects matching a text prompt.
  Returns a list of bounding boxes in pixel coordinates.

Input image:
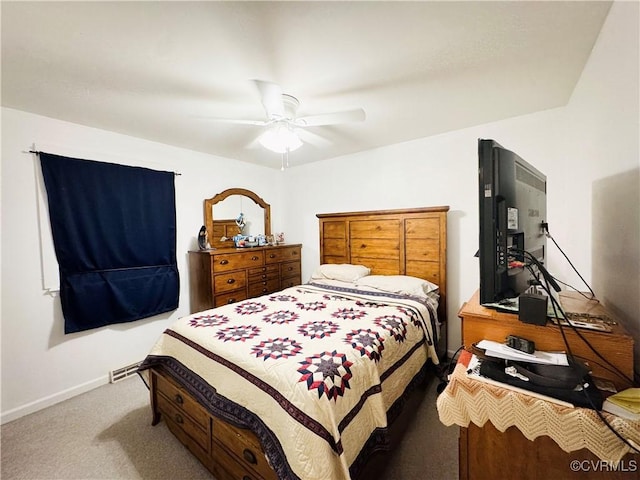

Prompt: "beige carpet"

[1,374,458,480]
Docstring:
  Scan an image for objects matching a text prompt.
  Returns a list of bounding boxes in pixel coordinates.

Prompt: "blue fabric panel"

[40,153,179,333]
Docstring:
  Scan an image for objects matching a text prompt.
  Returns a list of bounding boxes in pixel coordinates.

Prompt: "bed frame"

[148,206,449,480]
[317,206,449,358]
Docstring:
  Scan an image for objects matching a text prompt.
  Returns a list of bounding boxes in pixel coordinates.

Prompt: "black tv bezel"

[478,138,547,306]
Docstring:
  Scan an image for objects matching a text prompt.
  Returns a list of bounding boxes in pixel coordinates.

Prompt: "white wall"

[0,108,285,423]
[2,0,637,423]
[566,0,639,367]
[284,1,640,369]
[283,107,568,356]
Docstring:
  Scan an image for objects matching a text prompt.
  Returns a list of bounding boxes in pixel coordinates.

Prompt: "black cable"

[437,345,466,394]
[544,226,596,299]
[572,355,634,386]
[534,227,633,383]
[511,247,639,456]
[523,260,640,455]
[524,262,576,362]
[583,387,640,454]
[549,277,598,302]
[514,247,634,385]
[566,320,634,385]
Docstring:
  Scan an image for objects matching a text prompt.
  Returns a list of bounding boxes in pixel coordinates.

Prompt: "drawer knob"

[227,278,235,284]
[174,413,184,425]
[251,255,259,261]
[242,448,257,464]
[174,394,184,405]
[287,267,293,271]
[269,254,275,258]
[219,259,229,265]
[242,477,252,480]
[227,298,236,304]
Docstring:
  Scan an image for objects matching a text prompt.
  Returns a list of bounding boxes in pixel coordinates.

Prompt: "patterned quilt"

[140,282,440,480]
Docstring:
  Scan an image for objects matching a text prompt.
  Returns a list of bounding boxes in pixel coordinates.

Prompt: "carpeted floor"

[0,374,458,480]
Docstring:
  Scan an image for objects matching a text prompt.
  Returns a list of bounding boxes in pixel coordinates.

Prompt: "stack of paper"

[476,339,569,366]
[602,388,640,420]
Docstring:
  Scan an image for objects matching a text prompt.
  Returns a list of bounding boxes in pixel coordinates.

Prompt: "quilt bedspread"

[140,282,440,480]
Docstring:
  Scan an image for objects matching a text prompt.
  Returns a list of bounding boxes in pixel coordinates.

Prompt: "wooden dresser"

[457,290,637,480]
[188,244,302,314]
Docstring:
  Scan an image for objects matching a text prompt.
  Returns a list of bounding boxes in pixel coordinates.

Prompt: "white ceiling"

[1,1,612,169]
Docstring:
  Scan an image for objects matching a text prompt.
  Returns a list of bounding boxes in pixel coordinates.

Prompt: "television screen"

[478,139,547,307]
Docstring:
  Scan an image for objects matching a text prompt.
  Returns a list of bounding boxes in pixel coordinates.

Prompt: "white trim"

[0,375,109,425]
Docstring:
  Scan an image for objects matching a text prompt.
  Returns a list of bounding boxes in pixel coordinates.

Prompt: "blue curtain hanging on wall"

[39,153,179,333]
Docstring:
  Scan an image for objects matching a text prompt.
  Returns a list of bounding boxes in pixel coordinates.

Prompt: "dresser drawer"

[248,269,279,285]
[248,278,281,297]
[281,276,301,289]
[213,444,261,480]
[213,418,277,480]
[157,392,210,452]
[265,246,301,264]
[214,271,247,293]
[155,372,210,430]
[280,261,301,279]
[214,290,248,307]
[189,246,302,313]
[212,251,264,272]
[247,264,279,278]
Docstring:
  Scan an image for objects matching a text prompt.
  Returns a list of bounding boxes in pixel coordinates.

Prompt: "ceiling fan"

[208,80,366,157]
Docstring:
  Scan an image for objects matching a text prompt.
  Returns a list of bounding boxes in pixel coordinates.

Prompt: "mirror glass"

[213,195,264,236]
[204,188,271,249]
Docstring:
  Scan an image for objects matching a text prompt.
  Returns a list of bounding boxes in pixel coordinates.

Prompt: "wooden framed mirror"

[204,188,271,248]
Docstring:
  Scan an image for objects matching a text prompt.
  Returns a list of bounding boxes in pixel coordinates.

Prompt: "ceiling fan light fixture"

[258,123,303,154]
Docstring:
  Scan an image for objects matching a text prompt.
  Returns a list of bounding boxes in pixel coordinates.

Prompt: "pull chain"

[281,149,290,171]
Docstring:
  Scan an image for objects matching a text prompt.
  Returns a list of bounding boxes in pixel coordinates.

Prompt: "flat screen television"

[478,139,548,307]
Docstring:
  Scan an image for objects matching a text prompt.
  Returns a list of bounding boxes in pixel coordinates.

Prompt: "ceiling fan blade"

[296,108,365,127]
[252,79,284,119]
[196,116,269,126]
[296,129,332,148]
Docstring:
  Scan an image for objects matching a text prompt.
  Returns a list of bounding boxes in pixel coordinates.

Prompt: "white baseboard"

[1,375,109,425]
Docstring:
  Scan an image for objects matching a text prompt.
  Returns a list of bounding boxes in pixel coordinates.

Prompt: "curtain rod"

[26,149,182,176]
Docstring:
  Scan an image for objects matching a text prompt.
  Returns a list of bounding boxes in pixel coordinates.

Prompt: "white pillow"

[355,275,438,297]
[310,264,371,283]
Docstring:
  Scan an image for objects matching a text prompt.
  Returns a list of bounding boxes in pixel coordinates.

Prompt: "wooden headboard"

[317,206,449,324]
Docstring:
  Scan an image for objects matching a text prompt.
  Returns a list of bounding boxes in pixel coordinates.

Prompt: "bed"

[139,206,449,480]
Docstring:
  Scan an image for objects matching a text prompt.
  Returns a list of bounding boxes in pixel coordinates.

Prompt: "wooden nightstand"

[456,290,638,480]
[460,290,634,391]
